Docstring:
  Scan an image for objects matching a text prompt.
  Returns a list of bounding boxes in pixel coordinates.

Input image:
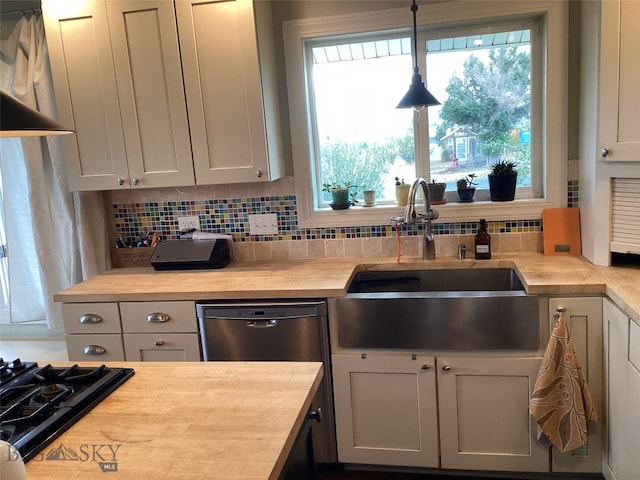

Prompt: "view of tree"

[439,46,531,163]
[320,140,394,201]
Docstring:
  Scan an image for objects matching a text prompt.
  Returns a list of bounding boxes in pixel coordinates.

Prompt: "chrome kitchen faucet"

[392,177,439,260]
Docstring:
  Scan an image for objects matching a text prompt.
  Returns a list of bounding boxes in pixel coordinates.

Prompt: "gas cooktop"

[0,358,134,462]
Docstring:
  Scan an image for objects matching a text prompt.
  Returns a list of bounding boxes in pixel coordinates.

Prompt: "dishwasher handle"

[244,319,278,328]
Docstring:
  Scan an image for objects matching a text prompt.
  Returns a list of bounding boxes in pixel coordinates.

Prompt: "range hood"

[0,91,72,137]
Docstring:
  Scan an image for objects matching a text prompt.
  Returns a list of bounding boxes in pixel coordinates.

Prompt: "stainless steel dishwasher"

[196,300,336,463]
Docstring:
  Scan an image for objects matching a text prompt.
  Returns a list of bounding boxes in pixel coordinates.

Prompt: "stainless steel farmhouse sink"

[334,268,540,351]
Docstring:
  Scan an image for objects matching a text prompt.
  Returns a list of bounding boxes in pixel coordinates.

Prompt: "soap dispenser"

[474,218,491,259]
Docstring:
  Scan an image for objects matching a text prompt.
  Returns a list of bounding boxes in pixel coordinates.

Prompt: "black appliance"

[0,358,134,462]
[150,239,230,270]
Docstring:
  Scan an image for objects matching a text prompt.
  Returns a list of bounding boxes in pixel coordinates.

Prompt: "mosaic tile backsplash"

[110,177,579,262]
[113,195,543,244]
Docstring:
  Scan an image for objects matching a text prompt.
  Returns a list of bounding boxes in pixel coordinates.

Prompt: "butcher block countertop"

[53,253,640,323]
[25,362,323,480]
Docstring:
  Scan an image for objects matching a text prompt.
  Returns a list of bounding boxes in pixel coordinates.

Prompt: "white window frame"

[283,0,568,228]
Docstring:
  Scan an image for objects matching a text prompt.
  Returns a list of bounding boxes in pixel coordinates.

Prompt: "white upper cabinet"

[105,0,195,188]
[43,0,130,191]
[599,0,640,161]
[43,0,284,191]
[175,0,284,184]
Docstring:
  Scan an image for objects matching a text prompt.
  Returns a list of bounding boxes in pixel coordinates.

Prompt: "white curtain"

[0,14,109,329]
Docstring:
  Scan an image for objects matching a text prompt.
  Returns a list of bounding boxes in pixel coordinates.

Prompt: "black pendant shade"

[1,91,72,137]
[397,1,440,110]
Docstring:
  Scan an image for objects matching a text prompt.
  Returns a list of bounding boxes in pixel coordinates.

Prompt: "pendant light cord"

[411,1,419,75]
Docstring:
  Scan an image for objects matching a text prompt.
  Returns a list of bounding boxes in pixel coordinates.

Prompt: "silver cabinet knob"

[146,312,171,323]
[308,407,322,423]
[421,363,431,370]
[256,170,263,178]
[132,177,139,185]
[83,345,106,356]
[154,340,165,346]
[117,177,124,186]
[79,314,102,324]
[601,148,610,158]
[442,364,451,371]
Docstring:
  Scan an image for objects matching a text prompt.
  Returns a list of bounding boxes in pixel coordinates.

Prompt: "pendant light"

[396,0,440,110]
[1,91,73,137]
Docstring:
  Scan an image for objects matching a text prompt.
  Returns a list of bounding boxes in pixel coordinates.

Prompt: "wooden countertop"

[53,253,640,323]
[25,362,323,480]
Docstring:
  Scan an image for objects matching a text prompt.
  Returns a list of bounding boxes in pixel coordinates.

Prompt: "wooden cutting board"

[542,208,582,256]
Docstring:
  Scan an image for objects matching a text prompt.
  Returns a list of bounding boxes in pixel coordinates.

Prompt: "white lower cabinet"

[437,356,548,472]
[123,333,201,361]
[548,297,603,473]
[603,298,640,480]
[332,354,438,468]
[61,300,200,362]
[120,301,201,361]
[332,353,547,472]
[62,302,125,361]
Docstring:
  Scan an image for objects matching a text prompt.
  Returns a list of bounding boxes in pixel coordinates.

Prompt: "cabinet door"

[331,354,438,468]
[123,333,201,361]
[42,0,130,191]
[599,0,640,161]
[604,298,640,480]
[105,0,195,188]
[547,297,603,472]
[437,356,548,472]
[624,320,640,479]
[175,0,272,185]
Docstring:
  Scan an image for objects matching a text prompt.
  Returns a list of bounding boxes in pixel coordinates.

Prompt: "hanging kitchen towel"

[529,310,599,453]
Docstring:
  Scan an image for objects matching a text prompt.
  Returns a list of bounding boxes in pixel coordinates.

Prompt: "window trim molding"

[283,0,568,228]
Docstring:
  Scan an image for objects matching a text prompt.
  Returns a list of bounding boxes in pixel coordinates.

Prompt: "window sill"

[299,198,557,229]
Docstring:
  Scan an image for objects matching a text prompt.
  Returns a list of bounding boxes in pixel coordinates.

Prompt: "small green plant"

[490,160,517,175]
[322,182,359,204]
[456,173,477,190]
[394,177,407,186]
[322,181,356,192]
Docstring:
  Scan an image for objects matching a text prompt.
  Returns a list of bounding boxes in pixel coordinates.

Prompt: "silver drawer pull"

[79,314,102,324]
[83,345,106,356]
[154,340,165,346]
[146,312,171,323]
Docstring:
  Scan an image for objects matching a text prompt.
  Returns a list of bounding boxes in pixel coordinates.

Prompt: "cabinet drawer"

[120,301,196,333]
[123,333,201,361]
[65,334,125,362]
[62,303,121,334]
[629,318,640,371]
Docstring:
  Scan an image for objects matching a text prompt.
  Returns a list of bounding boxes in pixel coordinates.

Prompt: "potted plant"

[428,178,447,204]
[456,173,477,202]
[322,182,358,210]
[395,177,410,206]
[363,188,376,207]
[488,160,517,201]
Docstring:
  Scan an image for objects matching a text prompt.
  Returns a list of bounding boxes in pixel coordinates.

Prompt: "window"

[425,25,538,199]
[284,1,567,227]
[311,37,414,205]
